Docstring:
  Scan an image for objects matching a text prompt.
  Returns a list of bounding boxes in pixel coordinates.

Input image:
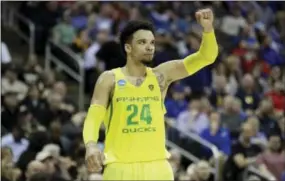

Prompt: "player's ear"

[125,43,131,54]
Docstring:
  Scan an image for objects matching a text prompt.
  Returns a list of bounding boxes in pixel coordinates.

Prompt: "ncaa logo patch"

[148,84,154,91]
[117,79,126,86]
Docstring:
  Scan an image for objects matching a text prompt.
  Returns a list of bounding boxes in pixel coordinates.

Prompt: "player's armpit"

[83,71,114,145]
[154,31,218,83]
[153,71,169,93]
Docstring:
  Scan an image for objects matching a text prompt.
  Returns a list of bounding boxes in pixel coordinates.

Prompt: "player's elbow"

[204,47,218,64]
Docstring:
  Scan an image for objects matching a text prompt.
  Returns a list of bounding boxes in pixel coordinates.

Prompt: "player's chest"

[115,76,159,93]
[114,84,160,100]
[113,79,161,104]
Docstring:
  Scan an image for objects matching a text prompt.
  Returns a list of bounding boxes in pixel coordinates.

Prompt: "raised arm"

[83,71,114,146]
[154,9,218,83]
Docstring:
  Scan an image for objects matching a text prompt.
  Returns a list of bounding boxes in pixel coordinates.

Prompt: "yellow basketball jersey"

[103,67,170,164]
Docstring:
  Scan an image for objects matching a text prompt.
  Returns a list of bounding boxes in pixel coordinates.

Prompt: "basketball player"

[83,8,218,180]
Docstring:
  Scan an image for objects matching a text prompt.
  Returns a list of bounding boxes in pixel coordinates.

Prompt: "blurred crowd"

[1,1,285,181]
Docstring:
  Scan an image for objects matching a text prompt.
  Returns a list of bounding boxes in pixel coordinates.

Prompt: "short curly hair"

[119,20,155,55]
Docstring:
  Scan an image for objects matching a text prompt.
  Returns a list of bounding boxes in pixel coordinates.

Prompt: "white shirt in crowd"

[220,15,247,36]
[177,110,209,136]
[1,42,12,63]
[1,78,28,101]
[84,42,100,69]
[1,134,29,162]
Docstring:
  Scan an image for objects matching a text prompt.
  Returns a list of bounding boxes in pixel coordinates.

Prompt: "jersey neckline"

[119,67,150,89]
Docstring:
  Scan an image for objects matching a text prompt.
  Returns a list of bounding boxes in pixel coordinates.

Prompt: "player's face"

[128,30,155,64]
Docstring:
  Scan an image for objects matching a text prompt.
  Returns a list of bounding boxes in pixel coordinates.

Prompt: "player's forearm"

[83,104,106,145]
[183,31,218,75]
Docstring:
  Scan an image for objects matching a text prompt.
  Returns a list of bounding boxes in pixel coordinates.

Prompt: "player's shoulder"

[97,70,115,87]
[100,70,115,78]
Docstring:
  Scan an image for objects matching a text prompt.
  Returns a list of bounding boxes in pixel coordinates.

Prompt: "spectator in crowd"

[177,99,209,160]
[39,70,56,98]
[1,65,28,101]
[246,116,268,148]
[273,116,285,140]
[177,98,209,136]
[35,151,57,176]
[220,96,245,139]
[257,133,285,181]
[223,55,241,95]
[1,147,13,163]
[265,81,285,113]
[1,147,22,181]
[95,32,126,71]
[1,41,12,64]
[153,29,180,67]
[52,11,76,46]
[25,160,46,181]
[21,55,43,85]
[209,75,228,109]
[200,97,213,115]
[223,123,262,181]
[48,121,71,155]
[61,112,85,140]
[52,81,76,112]
[251,62,270,93]
[268,66,283,87]
[83,27,110,72]
[165,84,188,119]
[235,74,260,112]
[168,149,183,180]
[220,6,246,37]
[83,26,110,93]
[17,131,49,175]
[1,125,29,163]
[186,160,212,181]
[200,111,231,158]
[1,92,21,132]
[255,99,278,136]
[1,161,21,181]
[21,84,47,123]
[39,92,71,127]
[71,29,90,53]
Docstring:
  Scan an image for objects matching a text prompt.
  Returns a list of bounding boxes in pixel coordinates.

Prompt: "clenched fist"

[85,142,104,173]
[195,8,214,32]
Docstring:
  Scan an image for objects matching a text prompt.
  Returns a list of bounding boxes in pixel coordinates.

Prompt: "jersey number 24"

[126,104,152,125]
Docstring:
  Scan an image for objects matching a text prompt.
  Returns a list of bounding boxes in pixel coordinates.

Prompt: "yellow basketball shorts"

[103,159,174,180]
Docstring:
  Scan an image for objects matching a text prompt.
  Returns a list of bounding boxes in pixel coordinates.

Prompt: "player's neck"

[125,59,146,77]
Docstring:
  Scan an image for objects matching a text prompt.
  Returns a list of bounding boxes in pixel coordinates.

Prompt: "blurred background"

[1,1,285,181]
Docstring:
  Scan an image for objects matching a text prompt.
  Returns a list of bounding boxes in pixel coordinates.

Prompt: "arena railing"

[166,139,216,174]
[246,166,276,181]
[166,139,200,163]
[45,40,85,111]
[3,2,35,58]
[166,120,220,181]
[166,121,277,181]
